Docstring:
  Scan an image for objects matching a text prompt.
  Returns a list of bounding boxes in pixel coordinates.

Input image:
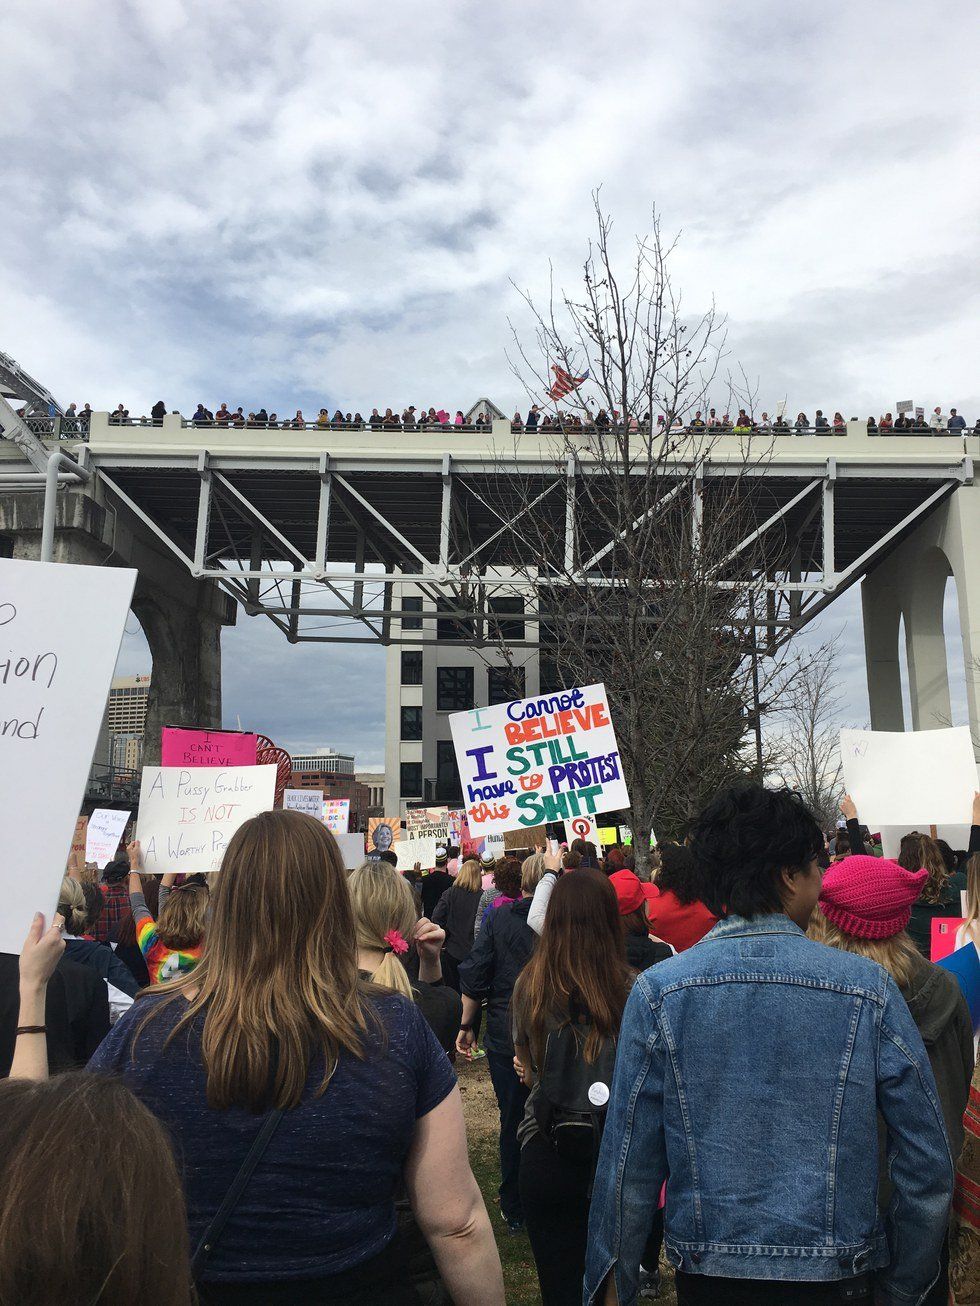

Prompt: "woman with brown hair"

[0,1072,194,1306]
[127,852,209,984]
[513,869,632,1305]
[903,831,967,957]
[89,810,503,1306]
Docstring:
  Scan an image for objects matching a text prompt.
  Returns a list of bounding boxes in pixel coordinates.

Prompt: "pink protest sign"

[161,728,258,769]
[931,917,966,963]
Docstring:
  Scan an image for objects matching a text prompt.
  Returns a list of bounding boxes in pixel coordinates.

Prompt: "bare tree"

[454,196,812,871]
[770,637,845,831]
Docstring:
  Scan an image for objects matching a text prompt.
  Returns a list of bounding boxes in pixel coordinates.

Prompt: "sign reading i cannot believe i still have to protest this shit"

[0,557,137,954]
[449,683,630,839]
[136,765,277,874]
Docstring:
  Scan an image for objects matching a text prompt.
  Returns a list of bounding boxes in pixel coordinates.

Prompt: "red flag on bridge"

[547,364,589,401]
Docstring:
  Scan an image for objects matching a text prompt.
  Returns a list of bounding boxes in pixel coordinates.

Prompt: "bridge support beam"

[862,481,980,750]
[0,485,235,765]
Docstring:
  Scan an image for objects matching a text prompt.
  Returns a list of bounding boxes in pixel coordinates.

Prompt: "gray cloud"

[8,0,980,766]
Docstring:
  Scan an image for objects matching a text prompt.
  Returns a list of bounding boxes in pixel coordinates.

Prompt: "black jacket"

[433,885,482,961]
[877,949,973,1208]
[0,953,110,1077]
[626,931,671,973]
[459,897,536,1056]
[64,937,139,997]
[420,870,453,918]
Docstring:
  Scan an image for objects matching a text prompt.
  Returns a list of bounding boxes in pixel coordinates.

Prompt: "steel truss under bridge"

[72,424,974,649]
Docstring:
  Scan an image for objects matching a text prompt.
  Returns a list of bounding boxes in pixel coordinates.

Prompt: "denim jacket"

[584,915,954,1306]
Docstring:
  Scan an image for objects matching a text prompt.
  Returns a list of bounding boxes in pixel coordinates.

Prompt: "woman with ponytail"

[349,861,462,1054]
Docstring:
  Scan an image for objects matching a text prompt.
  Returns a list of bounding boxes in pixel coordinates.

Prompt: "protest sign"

[504,825,547,851]
[395,837,438,872]
[71,814,89,864]
[283,789,324,818]
[334,832,365,869]
[449,683,630,839]
[896,400,914,415]
[448,810,467,846]
[406,805,450,843]
[161,728,258,768]
[366,816,401,857]
[840,727,977,827]
[597,826,618,845]
[915,406,925,419]
[136,765,276,874]
[323,799,350,833]
[85,808,130,869]
[564,814,599,846]
[0,557,136,954]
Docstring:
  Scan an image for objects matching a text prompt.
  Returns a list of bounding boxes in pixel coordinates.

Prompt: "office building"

[384,577,541,815]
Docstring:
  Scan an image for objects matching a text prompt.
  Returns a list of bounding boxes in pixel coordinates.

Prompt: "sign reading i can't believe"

[449,683,630,837]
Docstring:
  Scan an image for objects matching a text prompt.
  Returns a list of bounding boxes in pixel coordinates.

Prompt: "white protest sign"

[334,831,366,869]
[85,808,130,869]
[564,814,599,846]
[283,788,324,818]
[896,399,914,415]
[323,798,350,833]
[840,727,977,827]
[0,558,136,954]
[136,765,277,874]
[396,836,438,872]
[406,805,450,843]
[449,683,630,839]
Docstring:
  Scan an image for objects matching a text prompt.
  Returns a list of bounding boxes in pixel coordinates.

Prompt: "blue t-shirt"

[88,990,456,1281]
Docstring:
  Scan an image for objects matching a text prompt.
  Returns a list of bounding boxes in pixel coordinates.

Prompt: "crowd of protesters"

[6,787,980,1304]
[19,397,980,439]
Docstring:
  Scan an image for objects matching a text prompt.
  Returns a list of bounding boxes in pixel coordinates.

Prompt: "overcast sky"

[5,0,979,768]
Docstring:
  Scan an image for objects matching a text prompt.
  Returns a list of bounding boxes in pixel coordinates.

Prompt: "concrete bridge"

[2,403,979,761]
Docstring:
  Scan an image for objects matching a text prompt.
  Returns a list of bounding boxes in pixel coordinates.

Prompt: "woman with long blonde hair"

[89,810,503,1306]
[349,860,461,1053]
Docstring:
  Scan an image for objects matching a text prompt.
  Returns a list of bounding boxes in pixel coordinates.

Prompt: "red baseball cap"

[609,869,658,916]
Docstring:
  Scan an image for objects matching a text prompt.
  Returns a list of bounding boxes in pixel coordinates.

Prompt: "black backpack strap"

[191,1108,285,1278]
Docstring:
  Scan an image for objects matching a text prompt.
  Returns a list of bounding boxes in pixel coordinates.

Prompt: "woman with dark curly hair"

[646,843,718,952]
[586,782,954,1306]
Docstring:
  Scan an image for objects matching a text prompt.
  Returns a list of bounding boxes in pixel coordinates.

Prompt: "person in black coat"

[0,952,110,1076]
[432,857,484,991]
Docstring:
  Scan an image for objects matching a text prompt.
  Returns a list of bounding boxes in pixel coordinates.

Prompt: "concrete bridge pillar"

[861,482,980,750]
[0,486,235,765]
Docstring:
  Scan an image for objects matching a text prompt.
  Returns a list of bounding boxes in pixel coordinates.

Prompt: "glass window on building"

[488,596,525,641]
[436,741,463,804]
[400,705,423,741]
[401,650,423,685]
[538,654,565,695]
[436,666,474,711]
[402,596,423,631]
[436,598,475,642]
[400,762,423,798]
[488,665,525,705]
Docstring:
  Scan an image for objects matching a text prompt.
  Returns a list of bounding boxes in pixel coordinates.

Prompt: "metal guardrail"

[12,414,979,443]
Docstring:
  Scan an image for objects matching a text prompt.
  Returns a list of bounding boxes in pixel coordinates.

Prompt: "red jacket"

[646,887,718,952]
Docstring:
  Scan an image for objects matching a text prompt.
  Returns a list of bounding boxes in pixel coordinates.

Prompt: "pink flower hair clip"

[383,929,409,956]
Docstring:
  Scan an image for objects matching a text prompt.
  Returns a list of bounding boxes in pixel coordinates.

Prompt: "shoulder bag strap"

[191,1108,285,1278]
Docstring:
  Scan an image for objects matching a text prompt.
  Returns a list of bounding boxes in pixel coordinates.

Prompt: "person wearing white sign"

[89,810,504,1305]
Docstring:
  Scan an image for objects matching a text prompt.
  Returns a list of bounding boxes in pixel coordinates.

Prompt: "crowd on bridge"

[5,779,980,1304]
[17,397,980,439]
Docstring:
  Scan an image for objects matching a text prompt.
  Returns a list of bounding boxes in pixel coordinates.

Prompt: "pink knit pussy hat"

[819,854,928,940]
